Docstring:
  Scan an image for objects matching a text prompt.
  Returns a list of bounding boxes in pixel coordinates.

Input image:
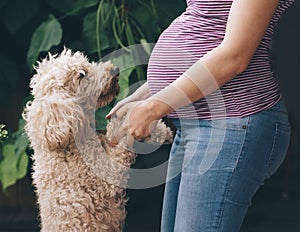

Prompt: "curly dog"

[23,48,172,231]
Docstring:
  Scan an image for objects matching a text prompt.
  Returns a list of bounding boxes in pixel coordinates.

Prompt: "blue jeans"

[161,100,291,232]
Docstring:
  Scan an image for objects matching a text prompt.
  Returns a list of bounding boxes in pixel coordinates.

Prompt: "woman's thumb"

[106,107,116,119]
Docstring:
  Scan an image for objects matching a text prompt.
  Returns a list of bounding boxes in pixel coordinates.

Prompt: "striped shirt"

[147,0,295,119]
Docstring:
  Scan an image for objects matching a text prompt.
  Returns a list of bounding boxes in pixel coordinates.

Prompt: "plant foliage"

[0,120,29,191]
[0,0,186,191]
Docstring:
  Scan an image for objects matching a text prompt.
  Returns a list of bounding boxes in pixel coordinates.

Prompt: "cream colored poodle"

[23,48,172,231]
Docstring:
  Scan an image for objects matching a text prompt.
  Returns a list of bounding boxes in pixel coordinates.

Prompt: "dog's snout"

[110,67,120,78]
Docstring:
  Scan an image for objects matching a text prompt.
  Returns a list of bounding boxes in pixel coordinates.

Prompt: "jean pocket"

[266,121,291,177]
[210,116,250,131]
[197,121,249,175]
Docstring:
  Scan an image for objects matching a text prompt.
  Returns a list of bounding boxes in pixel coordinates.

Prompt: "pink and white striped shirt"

[147,0,295,119]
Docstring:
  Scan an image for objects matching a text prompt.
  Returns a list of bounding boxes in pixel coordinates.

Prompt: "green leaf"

[26,14,62,69]
[12,119,29,157]
[16,152,29,179]
[0,143,29,191]
[17,118,26,133]
[0,144,18,190]
[14,135,29,157]
[140,38,152,55]
[112,14,128,51]
[117,68,133,100]
[124,23,145,82]
[111,53,135,100]
[82,12,99,53]
[110,51,136,73]
[46,0,99,16]
[128,1,160,42]
[82,3,115,54]
[0,119,30,191]
[1,143,14,159]
[95,106,112,130]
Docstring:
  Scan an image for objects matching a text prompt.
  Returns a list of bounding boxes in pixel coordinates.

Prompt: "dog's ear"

[41,101,74,151]
[23,98,89,152]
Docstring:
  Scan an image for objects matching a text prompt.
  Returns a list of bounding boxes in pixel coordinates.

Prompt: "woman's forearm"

[129,82,151,101]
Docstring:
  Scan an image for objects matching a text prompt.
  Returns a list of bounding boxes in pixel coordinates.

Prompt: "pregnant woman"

[107,0,295,231]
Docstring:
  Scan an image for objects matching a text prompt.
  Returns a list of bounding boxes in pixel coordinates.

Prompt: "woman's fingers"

[109,122,135,147]
[114,103,132,120]
[109,123,126,146]
[126,134,135,148]
[126,104,152,139]
[108,101,156,147]
[106,101,124,119]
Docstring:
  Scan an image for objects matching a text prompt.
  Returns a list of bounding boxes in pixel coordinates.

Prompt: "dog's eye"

[79,70,86,78]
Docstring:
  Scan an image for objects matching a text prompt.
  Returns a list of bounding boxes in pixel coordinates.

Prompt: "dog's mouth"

[96,67,120,108]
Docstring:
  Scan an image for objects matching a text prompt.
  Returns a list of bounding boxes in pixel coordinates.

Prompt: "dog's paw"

[146,120,173,145]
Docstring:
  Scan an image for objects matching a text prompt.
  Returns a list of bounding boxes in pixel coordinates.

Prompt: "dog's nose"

[110,67,120,78]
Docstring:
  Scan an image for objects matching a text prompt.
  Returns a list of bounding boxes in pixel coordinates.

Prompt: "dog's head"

[30,48,120,108]
[23,48,120,151]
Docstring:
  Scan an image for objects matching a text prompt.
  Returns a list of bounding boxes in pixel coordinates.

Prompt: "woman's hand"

[106,95,136,120]
[110,100,162,146]
[106,82,151,120]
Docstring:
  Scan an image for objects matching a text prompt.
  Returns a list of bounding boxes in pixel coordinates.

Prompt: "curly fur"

[23,48,172,232]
